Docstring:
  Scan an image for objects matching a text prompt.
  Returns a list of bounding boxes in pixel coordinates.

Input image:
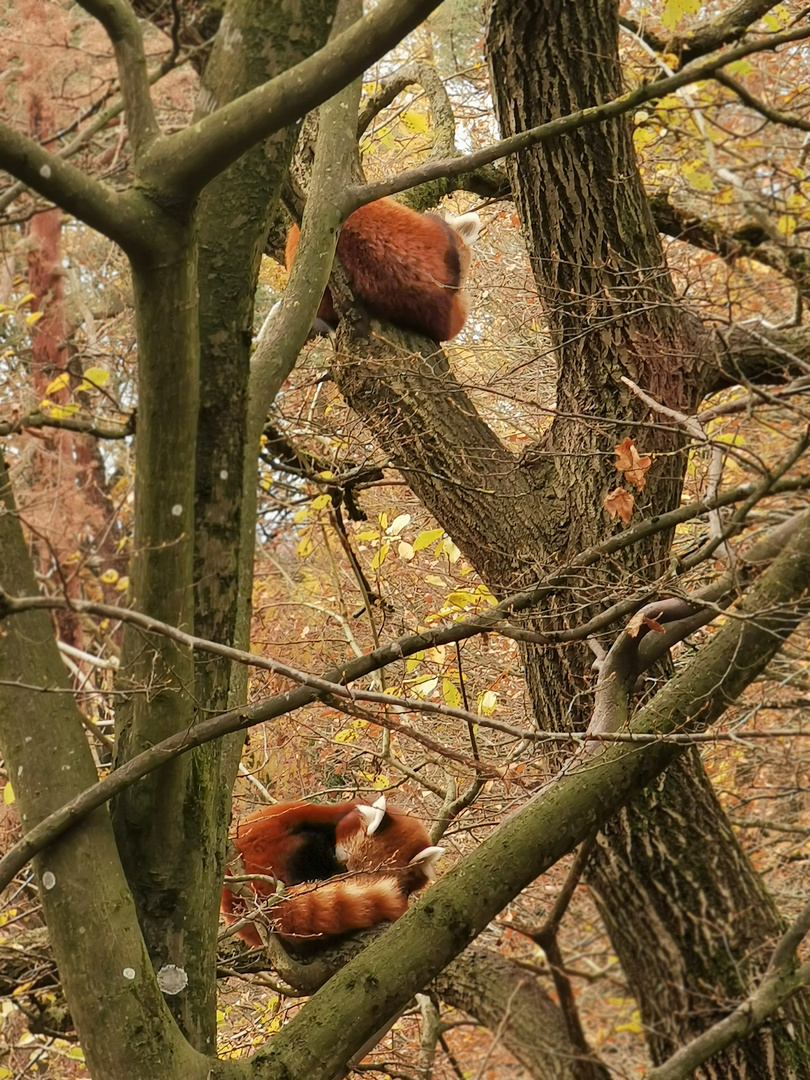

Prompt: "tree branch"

[137,0,447,201]
[646,901,810,1080]
[0,122,153,254]
[620,0,779,64]
[1,477,808,896]
[75,0,160,157]
[350,21,810,210]
[0,411,134,439]
[236,507,810,1080]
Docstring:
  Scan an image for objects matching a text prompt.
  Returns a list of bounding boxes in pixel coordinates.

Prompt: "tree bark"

[330,1,810,1074]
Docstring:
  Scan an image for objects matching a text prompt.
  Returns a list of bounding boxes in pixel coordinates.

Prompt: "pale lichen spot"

[123,967,136,980]
[157,964,189,995]
[39,164,52,178]
[42,871,56,890]
[219,469,228,480]
[171,504,183,516]
[16,765,22,777]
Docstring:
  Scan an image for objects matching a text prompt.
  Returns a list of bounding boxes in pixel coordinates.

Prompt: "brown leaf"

[626,611,666,638]
[604,487,635,524]
[614,436,652,490]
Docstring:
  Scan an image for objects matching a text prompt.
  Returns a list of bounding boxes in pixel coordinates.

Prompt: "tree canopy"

[1,1,810,1079]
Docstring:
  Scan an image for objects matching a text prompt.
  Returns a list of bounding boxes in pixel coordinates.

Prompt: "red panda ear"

[446,211,482,246]
[408,846,445,879]
[356,794,387,836]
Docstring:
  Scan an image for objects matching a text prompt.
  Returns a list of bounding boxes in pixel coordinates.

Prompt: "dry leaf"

[614,437,652,490]
[604,487,635,524]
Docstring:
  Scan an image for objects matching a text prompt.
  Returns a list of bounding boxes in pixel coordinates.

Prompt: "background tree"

[1,1,810,1079]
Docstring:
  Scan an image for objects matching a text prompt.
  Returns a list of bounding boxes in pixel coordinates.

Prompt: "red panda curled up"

[220,795,444,948]
[285,198,481,342]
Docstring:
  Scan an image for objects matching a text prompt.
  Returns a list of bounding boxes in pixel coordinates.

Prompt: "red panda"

[271,848,443,944]
[285,198,481,342]
[221,795,443,948]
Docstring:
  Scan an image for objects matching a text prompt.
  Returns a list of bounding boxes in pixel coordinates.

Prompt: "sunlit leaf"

[413,528,445,551]
[442,679,462,708]
[45,372,70,396]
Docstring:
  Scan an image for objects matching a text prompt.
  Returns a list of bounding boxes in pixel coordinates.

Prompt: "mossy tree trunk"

[331,0,810,1074]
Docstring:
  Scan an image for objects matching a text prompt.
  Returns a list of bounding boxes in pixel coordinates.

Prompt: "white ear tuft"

[409,846,445,879]
[446,211,482,246]
[356,799,387,836]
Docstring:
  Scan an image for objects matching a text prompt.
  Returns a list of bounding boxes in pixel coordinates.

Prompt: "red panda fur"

[221,797,442,948]
[285,198,481,342]
[271,870,412,942]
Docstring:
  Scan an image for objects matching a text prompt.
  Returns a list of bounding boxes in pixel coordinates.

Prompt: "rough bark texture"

[435,947,610,1080]
[484,3,810,1072]
[330,1,810,1075]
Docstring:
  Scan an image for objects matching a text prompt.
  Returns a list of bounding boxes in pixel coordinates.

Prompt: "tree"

[1,1,810,1078]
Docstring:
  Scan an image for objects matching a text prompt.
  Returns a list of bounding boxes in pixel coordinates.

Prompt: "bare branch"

[351,22,810,210]
[620,0,779,63]
[0,411,134,439]
[74,0,160,157]
[647,901,810,1080]
[0,122,151,253]
[138,0,447,201]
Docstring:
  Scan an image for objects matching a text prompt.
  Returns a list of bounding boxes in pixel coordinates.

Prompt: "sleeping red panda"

[285,197,481,342]
[221,795,443,948]
[271,848,443,944]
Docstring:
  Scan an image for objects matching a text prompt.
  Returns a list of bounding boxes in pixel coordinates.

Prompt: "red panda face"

[334,794,442,873]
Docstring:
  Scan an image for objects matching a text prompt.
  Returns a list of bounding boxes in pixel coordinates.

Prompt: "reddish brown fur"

[285,198,474,341]
[272,872,411,941]
[221,799,433,948]
[337,803,432,871]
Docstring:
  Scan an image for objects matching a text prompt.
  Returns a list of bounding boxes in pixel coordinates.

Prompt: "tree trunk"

[331,1,810,1073]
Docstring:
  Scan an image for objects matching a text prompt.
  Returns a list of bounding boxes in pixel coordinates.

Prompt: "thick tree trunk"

[482,1,810,1074]
[332,2,810,1074]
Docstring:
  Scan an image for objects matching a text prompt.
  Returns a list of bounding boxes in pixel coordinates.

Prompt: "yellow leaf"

[683,161,714,192]
[3,782,14,805]
[45,372,70,396]
[425,574,446,587]
[478,690,497,716]
[334,728,358,744]
[442,679,462,708]
[100,569,119,585]
[413,528,444,551]
[726,59,754,76]
[777,214,797,238]
[293,508,309,523]
[400,110,429,134]
[446,590,477,608]
[115,576,130,592]
[378,511,389,530]
[15,292,36,307]
[443,540,461,563]
[311,494,332,510]
[25,310,44,325]
[661,0,701,30]
[48,404,80,419]
[371,543,390,570]
[410,676,438,698]
[81,366,110,387]
[386,513,411,536]
[355,530,379,541]
[296,536,313,558]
